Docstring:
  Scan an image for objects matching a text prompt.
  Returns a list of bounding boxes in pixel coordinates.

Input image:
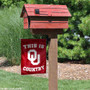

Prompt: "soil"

[0,57,90,80]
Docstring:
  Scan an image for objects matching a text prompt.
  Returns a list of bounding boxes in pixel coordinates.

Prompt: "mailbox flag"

[21,39,46,75]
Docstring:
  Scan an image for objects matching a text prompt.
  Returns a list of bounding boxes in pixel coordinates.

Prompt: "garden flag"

[21,39,46,75]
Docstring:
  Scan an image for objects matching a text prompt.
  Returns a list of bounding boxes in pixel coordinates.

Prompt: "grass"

[0,70,90,90]
[0,8,43,65]
[0,8,34,65]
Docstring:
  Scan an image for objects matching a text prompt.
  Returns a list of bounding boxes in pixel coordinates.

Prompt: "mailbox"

[20,4,71,90]
[20,4,71,35]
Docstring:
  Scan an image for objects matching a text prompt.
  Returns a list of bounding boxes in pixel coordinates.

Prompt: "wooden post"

[48,34,58,90]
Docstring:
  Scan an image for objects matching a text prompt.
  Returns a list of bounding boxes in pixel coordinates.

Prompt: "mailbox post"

[48,34,58,90]
[21,4,71,90]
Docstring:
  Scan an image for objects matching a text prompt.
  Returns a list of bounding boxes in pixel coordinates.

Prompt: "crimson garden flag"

[21,39,46,75]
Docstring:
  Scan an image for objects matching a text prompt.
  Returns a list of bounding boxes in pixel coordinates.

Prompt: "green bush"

[58,32,87,60]
[78,15,90,63]
[0,8,34,65]
[0,0,26,8]
[78,15,90,36]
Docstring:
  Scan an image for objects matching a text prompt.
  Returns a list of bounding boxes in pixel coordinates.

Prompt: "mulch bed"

[0,57,90,80]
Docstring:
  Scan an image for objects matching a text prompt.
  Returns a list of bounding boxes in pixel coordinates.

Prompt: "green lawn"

[0,70,90,90]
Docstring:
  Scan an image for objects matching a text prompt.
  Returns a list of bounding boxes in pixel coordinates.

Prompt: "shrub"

[58,32,87,60]
[78,15,90,36]
[78,15,90,63]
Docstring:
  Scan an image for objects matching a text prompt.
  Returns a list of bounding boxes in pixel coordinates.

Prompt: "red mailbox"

[20,4,71,90]
[20,4,71,35]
